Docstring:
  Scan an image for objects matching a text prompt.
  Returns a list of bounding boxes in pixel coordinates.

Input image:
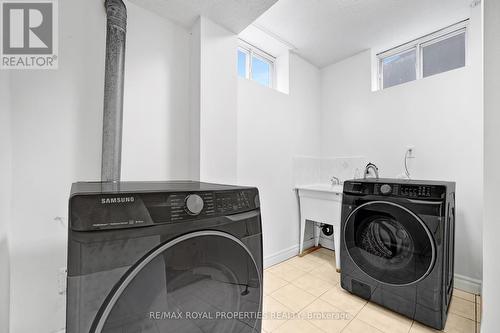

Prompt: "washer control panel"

[70,186,260,231]
[157,189,258,223]
[344,181,445,200]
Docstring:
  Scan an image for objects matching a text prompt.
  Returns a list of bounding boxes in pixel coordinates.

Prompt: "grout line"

[348,299,368,323]
[474,293,481,332]
[475,294,477,324]
[448,310,476,323]
[475,294,478,333]
[453,293,477,303]
[351,315,388,333]
[266,282,289,296]
[262,295,293,333]
[338,313,355,333]
[264,271,291,295]
[448,308,477,322]
[407,320,414,333]
[408,321,416,333]
[303,295,346,333]
[296,292,321,313]
[447,296,477,323]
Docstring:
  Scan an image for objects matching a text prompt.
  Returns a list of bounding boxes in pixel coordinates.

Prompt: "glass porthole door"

[91,231,262,333]
[344,201,435,285]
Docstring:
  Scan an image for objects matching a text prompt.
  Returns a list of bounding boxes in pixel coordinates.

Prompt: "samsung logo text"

[101,197,135,204]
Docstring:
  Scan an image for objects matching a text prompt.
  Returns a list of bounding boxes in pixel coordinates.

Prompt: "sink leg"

[299,218,306,255]
[314,222,320,247]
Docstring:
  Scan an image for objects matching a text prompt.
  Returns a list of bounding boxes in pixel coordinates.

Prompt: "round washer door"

[344,201,435,285]
[91,231,262,333]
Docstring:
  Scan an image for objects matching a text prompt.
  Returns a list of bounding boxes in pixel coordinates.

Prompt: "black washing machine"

[66,181,262,333]
[340,178,455,330]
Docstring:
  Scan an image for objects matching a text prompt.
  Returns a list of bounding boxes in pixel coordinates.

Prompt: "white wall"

[189,19,202,180]
[198,17,239,184]
[483,0,500,330]
[7,1,193,332]
[190,16,239,184]
[0,71,12,333]
[8,0,104,330]
[237,54,321,266]
[121,3,192,181]
[320,6,483,287]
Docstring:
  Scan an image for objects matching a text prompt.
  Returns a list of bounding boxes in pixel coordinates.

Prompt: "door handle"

[226,210,261,221]
[406,199,443,205]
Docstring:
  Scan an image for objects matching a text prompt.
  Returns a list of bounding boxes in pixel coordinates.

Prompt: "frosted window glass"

[423,32,466,78]
[382,49,417,89]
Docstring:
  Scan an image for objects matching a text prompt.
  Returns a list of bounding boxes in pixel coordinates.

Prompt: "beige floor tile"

[343,318,384,333]
[306,251,337,267]
[449,296,475,321]
[319,285,367,315]
[300,298,353,333]
[267,260,308,282]
[264,271,289,295]
[409,321,440,333]
[309,262,340,284]
[273,318,324,333]
[271,283,317,313]
[356,302,413,333]
[317,247,336,257]
[287,255,323,272]
[262,295,295,332]
[453,289,475,302]
[443,312,476,333]
[291,272,336,297]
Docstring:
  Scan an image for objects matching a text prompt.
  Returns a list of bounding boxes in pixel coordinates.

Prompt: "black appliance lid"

[70,181,255,197]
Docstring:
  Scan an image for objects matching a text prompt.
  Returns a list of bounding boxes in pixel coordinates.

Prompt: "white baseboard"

[454,273,482,295]
[263,239,315,269]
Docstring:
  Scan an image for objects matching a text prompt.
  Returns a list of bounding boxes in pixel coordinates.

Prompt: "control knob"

[380,184,392,195]
[185,194,204,215]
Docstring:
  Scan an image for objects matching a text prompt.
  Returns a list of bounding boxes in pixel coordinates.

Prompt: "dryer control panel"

[70,187,260,231]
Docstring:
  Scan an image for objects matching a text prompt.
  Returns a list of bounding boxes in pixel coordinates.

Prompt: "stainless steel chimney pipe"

[101,0,127,182]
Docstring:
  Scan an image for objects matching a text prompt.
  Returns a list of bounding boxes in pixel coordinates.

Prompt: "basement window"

[378,20,467,90]
[237,41,275,88]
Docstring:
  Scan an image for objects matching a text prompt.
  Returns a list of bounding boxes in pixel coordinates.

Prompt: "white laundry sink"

[295,183,344,271]
[296,183,343,194]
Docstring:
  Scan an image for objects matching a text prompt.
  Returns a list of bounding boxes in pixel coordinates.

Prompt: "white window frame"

[377,19,468,90]
[238,40,276,88]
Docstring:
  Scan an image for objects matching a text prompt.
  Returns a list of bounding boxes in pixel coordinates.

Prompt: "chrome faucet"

[330,176,340,185]
[364,163,379,179]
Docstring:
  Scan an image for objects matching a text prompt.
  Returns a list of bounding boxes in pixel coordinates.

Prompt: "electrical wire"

[404,150,411,179]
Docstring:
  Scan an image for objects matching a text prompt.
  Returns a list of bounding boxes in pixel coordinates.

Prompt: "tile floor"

[262,248,481,333]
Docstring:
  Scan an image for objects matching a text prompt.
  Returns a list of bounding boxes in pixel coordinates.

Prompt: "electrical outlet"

[58,267,67,295]
[406,146,416,158]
